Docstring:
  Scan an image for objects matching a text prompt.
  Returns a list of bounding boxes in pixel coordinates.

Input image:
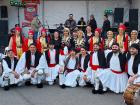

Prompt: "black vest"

[25,51,42,70]
[4,57,18,70]
[79,53,90,70]
[45,49,59,64]
[127,53,140,74]
[107,52,126,72]
[90,51,107,68]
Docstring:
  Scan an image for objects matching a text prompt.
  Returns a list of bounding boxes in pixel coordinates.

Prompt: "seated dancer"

[15,43,47,88]
[59,48,80,88]
[86,43,107,94]
[98,43,128,93]
[1,50,22,90]
[78,47,90,86]
[44,41,60,85]
[127,44,140,86]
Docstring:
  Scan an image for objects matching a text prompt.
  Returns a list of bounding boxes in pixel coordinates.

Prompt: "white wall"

[44,1,87,29]
[0,0,130,33]
[132,0,140,30]
[88,0,130,27]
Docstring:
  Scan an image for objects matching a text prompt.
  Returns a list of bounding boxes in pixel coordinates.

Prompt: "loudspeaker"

[0,20,8,46]
[1,6,8,18]
[129,9,138,31]
[114,8,124,24]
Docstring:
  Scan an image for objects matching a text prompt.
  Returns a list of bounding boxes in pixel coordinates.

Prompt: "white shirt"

[134,64,140,84]
[67,57,76,69]
[15,52,48,74]
[31,54,35,66]
[49,49,56,64]
[128,55,135,76]
[110,53,122,72]
[81,56,85,70]
[11,59,15,70]
[92,52,99,65]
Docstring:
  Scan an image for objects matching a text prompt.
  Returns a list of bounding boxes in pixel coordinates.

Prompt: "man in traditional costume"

[44,41,60,85]
[86,43,107,94]
[15,43,47,88]
[127,44,140,86]
[78,47,90,86]
[1,50,22,90]
[59,48,80,88]
[98,43,128,93]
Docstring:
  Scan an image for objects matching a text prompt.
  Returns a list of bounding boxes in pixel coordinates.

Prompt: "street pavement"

[0,84,126,105]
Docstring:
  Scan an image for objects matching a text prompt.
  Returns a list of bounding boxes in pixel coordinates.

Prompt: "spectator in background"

[31,14,41,40]
[102,14,110,39]
[87,15,97,33]
[57,23,64,35]
[64,14,77,34]
[77,17,86,32]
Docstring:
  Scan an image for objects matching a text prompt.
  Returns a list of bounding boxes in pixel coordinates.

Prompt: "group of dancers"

[0,24,140,96]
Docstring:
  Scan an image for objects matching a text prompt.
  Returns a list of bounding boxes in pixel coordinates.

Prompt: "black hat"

[81,46,87,50]
[29,43,36,47]
[70,48,77,53]
[112,42,119,47]
[49,41,55,45]
[130,43,139,50]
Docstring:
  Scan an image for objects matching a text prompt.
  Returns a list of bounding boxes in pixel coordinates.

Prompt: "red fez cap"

[41,28,47,33]
[15,27,22,32]
[95,28,101,34]
[28,30,34,36]
[119,24,126,31]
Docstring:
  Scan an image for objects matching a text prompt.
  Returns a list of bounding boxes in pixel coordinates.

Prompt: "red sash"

[48,50,56,68]
[89,53,101,71]
[48,64,56,67]
[111,69,124,74]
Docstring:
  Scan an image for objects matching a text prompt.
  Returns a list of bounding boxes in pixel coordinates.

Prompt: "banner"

[22,0,40,4]
[24,3,37,22]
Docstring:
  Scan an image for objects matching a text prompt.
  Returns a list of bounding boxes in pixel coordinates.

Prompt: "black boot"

[4,86,10,91]
[98,89,103,94]
[92,88,98,94]
[37,83,43,88]
[10,84,18,88]
[25,81,31,86]
[60,84,66,89]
